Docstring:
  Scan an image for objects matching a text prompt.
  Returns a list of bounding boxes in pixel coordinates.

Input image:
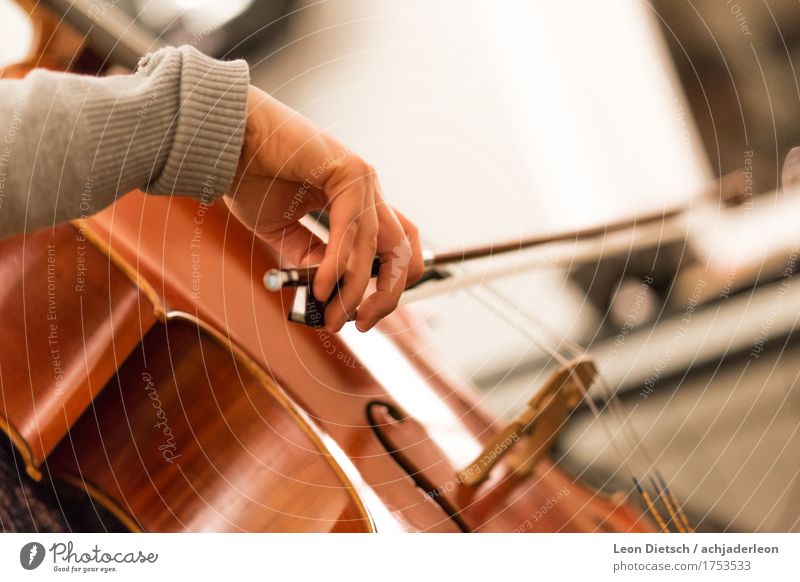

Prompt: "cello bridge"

[457,357,597,487]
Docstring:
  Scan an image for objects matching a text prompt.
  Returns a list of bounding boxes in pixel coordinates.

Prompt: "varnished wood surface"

[0,224,156,475]
[48,317,373,532]
[0,0,653,529]
[1,0,86,78]
[81,192,651,532]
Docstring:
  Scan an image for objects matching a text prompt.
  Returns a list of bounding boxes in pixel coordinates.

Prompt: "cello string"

[474,282,686,530]
[635,479,670,533]
[464,285,634,471]
[466,286,674,531]
[416,231,673,530]
[499,296,691,532]
[475,282,653,474]
[464,286,673,530]
[478,283,690,531]
[657,473,694,532]
[651,476,687,533]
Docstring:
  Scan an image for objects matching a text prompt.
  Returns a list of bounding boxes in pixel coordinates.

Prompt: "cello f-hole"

[365,400,472,533]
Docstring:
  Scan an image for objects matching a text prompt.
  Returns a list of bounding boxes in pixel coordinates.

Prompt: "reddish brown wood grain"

[77,192,651,532]
[48,318,373,532]
[0,0,653,529]
[0,224,156,476]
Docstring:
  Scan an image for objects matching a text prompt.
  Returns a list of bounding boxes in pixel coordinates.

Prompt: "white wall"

[248,0,712,415]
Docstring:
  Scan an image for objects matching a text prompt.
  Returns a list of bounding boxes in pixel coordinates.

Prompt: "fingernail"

[357,317,379,332]
[325,315,341,332]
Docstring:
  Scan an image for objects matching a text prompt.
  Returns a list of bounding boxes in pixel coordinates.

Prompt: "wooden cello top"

[0,0,652,532]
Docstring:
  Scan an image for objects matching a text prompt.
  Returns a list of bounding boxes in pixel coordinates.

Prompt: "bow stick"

[263,169,754,327]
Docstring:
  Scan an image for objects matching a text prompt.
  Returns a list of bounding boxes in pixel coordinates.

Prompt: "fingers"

[315,158,379,331]
[354,195,413,332]
[324,208,378,331]
[267,151,424,333]
[312,159,372,303]
[393,207,424,286]
[262,222,327,268]
[231,91,425,333]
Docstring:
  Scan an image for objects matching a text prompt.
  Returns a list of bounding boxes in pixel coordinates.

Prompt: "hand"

[225,85,424,332]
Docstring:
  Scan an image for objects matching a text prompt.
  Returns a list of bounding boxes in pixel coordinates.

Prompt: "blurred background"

[9,0,800,532]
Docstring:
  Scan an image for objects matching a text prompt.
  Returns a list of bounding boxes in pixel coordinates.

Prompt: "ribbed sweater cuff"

[145,46,249,200]
[89,45,249,203]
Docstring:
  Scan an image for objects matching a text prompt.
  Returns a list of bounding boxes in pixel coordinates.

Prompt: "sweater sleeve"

[0,45,249,239]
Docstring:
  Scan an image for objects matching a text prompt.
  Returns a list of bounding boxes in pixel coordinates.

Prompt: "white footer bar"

[1,533,798,581]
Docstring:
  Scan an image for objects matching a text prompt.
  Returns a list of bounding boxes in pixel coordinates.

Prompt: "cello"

[0,0,686,533]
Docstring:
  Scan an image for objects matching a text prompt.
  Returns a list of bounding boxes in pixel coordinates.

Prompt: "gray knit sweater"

[0,45,249,239]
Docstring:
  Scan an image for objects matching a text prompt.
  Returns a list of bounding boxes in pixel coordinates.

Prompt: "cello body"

[0,2,651,533]
[1,193,649,532]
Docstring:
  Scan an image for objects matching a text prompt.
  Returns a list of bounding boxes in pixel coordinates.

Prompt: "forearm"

[0,45,249,239]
